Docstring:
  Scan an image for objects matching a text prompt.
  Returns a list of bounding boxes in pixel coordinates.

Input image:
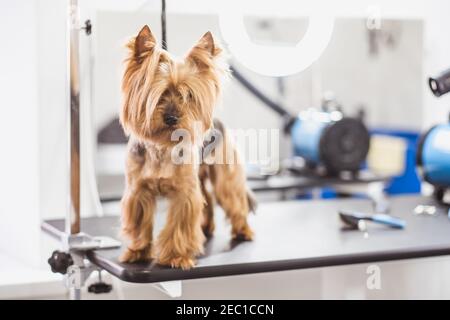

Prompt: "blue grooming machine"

[417,68,450,202]
[291,108,370,175]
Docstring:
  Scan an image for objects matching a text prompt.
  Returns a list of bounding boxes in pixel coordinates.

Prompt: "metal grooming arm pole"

[44,0,121,300]
[64,0,121,250]
[68,0,81,236]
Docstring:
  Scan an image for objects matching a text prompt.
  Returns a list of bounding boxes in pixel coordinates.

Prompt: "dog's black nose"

[163,113,179,126]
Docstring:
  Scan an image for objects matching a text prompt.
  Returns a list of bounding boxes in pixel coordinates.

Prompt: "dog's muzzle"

[163,114,179,126]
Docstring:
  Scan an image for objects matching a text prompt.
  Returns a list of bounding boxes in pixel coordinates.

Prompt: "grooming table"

[42,195,450,284]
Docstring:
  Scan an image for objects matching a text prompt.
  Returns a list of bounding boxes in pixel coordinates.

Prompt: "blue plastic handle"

[372,214,406,229]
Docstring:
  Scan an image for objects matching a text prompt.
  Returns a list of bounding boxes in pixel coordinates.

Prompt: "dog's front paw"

[232,224,254,241]
[159,256,196,270]
[119,246,152,263]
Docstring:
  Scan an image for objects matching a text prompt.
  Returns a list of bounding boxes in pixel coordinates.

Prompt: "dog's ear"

[195,31,215,55]
[186,31,222,68]
[134,25,156,58]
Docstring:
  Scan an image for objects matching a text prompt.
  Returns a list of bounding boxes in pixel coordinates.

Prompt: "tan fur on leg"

[211,163,254,241]
[206,120,255,241]
[120,184,156,263]
[199,165,215,237]
[156,177,206,269]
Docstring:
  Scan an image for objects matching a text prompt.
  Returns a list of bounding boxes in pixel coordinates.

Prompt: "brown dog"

[119,25,255,269]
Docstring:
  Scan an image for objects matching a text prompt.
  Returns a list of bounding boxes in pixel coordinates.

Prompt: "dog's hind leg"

[199,165,215,238]
[210,162,255,241]
[120,183,156,263]
[208,119,255,241]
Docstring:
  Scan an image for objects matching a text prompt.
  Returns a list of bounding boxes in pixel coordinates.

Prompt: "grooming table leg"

[154,281,182,298]
[70,288,81,300]
[66,265,84,300]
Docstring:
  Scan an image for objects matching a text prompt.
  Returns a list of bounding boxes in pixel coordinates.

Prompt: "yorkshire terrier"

[119,25,255,269]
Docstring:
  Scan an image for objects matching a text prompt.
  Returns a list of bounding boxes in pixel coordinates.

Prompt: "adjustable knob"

[48,250,73,275]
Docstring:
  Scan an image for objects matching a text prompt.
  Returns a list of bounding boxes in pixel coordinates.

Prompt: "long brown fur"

[119,25,255,269]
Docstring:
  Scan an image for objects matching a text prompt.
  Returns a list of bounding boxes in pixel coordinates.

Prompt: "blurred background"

[1,0,450,299]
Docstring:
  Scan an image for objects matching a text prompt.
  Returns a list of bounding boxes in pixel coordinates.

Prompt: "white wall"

[36,0,68,226]
[0,0,41,265]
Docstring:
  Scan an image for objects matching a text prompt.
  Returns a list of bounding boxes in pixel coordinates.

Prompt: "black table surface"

[42,195,450,283]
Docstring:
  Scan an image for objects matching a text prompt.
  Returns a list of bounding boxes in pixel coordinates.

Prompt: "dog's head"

[121,25,227,146]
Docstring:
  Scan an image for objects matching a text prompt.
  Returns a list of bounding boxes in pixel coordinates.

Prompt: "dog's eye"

[161,89,170,99]
[186,91,194,101]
